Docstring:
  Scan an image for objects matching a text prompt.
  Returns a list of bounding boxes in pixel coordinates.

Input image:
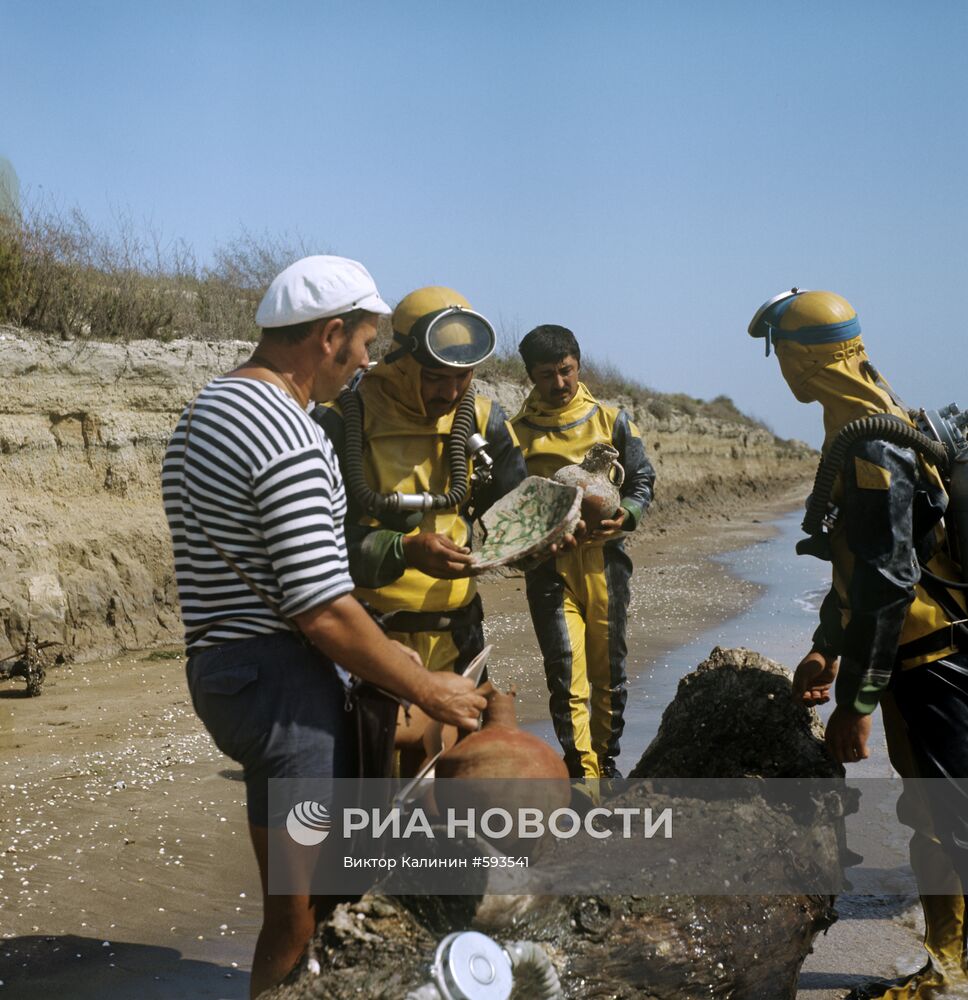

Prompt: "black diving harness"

[797,383,968,652]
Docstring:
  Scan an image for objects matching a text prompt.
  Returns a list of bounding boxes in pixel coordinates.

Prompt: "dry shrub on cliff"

[0,202,771,433]
[589,361,774,428]
[0,203,309,341]
[476,349,764,429]
[1,204,180,339]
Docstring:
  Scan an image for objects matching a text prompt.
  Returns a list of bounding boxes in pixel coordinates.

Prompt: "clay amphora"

[553,442,625,530]
[436,683,569,782]
[435,683,570,854]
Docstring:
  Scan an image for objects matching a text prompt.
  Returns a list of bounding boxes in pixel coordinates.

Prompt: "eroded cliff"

[0,330,814,659]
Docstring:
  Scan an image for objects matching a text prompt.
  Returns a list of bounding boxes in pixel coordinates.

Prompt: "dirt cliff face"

[0,331,814,660]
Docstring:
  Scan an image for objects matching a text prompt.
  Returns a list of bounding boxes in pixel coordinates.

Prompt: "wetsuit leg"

[892,653,968,893]
[526,552,598,780]
[384,628,477,675]
[451,614,486,677]
[385,627,483,777]
[882,694,966,980]
[583,541,632,777]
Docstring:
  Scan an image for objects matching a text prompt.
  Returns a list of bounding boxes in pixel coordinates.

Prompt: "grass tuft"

[0,201,306,341]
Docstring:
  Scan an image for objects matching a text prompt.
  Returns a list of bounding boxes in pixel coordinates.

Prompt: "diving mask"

[388,306,496,369]
[748,287,808,356]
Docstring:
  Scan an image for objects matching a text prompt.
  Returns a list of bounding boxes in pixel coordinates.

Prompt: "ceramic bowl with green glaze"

[470,476,582,572]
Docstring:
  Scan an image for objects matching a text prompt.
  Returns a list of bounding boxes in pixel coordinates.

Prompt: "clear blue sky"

[3,0,966,443]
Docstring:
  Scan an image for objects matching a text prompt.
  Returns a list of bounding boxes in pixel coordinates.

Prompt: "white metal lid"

[432,931,513,1000]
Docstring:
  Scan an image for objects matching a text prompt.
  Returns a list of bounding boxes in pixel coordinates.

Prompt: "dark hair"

[261,308,370,345]
[518,325,581,374]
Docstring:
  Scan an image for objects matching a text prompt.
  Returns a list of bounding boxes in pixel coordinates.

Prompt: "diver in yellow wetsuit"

[749,288,968,1000]
[512,325,655,781]
[313,286,527,683]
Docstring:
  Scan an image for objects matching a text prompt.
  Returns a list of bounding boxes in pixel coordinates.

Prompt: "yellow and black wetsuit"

[758,300,968,996]
[314,355,527,676]
[512,383,655,779]
[809,437,968,993]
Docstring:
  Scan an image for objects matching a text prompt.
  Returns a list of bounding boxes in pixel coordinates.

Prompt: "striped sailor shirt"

[162,377,354,653]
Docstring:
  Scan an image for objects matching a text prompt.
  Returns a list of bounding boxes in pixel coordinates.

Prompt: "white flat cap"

[256,254,391,328]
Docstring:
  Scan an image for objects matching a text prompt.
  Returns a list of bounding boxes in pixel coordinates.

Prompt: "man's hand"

[792,650,839,705]
[411,671,486,731]
[824,706,872,764]
[403,533,474,578]
[590,508,628,542]
[294,596,486,729]
[546,519,587,557]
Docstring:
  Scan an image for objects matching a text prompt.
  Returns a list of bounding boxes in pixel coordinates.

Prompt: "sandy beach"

[0,485,927,999]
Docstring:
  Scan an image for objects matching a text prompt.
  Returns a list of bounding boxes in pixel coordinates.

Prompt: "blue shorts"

[186,631,353,827]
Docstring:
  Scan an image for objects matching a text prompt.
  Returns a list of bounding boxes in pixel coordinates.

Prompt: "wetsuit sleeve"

[312,403,345,453]
[834,441,920,716]
[469,401,528,517]
[311,403,407,589]
[612,409,656,531]
[810,587,845,657]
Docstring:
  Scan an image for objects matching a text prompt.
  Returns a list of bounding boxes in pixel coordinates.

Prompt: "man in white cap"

[162,256,486,997]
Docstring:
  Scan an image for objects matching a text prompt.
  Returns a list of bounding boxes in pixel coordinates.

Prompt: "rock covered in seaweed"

[631,645,840,780]
[267,891,835,1000]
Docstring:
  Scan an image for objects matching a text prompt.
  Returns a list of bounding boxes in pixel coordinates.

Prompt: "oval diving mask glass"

[393,306,497,369]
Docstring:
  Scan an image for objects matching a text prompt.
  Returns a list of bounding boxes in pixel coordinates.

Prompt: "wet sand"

[0,650,261,998]
[1,484,923,999]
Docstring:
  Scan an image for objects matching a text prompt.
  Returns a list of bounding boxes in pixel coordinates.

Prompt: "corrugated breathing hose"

[801,414,949,538]
[339,386,477,519]
[505,940,562,997]
[800,412,968,593]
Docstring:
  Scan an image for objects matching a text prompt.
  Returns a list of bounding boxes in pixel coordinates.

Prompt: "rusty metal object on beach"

[0,625,64,697]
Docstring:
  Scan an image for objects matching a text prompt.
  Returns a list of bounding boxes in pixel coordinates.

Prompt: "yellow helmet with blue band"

[749,288,861,356]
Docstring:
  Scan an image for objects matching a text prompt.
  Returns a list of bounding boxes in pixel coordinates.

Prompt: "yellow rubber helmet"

[389,286,496,369]
[748,288,861,356]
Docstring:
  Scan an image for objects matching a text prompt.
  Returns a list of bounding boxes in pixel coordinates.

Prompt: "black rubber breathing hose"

[801,414,950,538]
[338,385,477,519]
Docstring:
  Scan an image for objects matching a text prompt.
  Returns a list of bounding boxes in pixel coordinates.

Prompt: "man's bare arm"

[294,594,485,730]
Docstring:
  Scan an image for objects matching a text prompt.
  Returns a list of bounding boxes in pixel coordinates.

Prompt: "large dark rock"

[631,645,841,780]
[267,647,844,1000]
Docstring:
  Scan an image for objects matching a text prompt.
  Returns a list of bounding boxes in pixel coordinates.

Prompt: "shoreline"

[478,482,806,729]
[0,483,814,998]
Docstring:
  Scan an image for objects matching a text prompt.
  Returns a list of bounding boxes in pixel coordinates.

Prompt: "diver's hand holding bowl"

[402,532,475,579]
[547,519,586,555]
